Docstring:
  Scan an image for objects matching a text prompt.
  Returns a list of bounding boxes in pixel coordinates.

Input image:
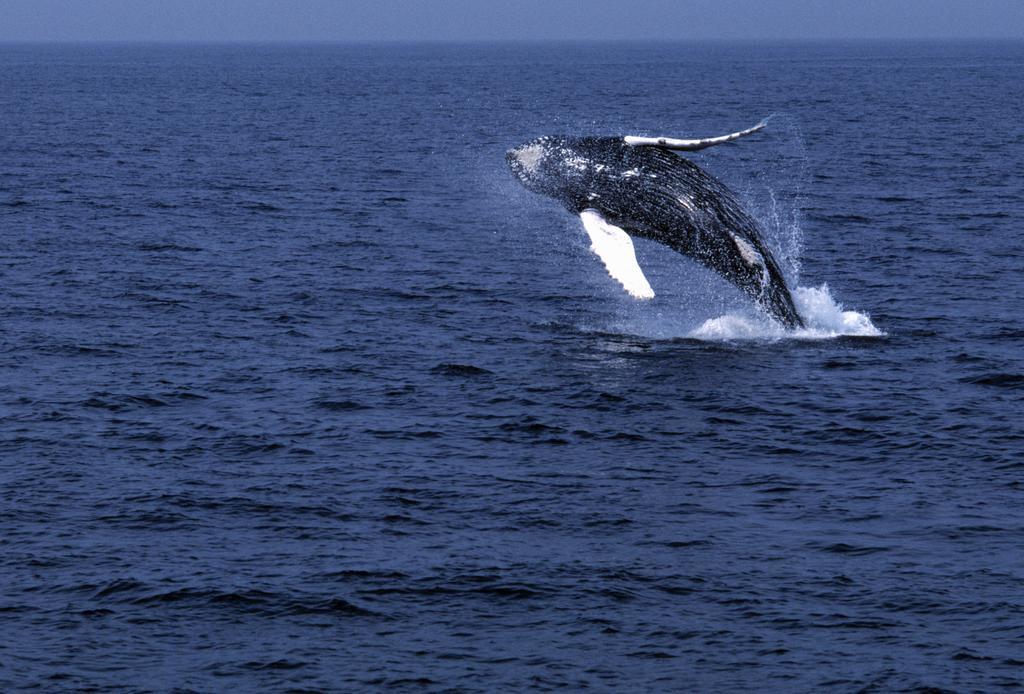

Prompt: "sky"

[1,0,1022,42]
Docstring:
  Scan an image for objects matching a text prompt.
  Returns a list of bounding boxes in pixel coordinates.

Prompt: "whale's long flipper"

[579,209,655,299]
[623,120,766,151]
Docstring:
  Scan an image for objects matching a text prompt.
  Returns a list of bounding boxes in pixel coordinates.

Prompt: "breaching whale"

[506,120,804,328]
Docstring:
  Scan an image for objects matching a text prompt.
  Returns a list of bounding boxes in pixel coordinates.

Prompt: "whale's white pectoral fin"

[624,120,766,151]
[579,209,655,300]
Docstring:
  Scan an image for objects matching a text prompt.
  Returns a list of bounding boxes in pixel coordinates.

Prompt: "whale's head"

[506,137,561,194]
[507,136,622,211]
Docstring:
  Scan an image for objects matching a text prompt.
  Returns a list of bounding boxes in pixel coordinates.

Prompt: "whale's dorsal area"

[579,209,655,300]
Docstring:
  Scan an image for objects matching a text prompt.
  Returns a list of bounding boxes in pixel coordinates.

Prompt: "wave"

[689,284,883,341]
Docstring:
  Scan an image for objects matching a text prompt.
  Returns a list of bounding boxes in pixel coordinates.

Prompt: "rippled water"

[2,42,1023,691]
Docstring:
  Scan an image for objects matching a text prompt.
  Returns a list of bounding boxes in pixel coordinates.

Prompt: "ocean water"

[1,41,1022,691]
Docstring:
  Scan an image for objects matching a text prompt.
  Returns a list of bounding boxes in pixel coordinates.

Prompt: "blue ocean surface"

[1,41,1023,691]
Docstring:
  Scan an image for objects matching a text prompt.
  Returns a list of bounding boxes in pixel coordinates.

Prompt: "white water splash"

[689,284,883,341]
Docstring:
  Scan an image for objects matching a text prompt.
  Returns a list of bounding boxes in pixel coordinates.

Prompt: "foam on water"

[689,284,883,341]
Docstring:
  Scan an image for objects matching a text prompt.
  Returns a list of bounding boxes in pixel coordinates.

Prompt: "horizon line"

[2,36,1022,45]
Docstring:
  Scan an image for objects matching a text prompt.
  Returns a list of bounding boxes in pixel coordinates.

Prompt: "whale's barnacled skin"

[506,135,805,329]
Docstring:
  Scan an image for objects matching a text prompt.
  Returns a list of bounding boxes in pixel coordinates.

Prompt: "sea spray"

[689,284,883,341]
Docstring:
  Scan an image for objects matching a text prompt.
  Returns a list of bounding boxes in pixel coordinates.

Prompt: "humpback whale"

[506,120,804,328]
